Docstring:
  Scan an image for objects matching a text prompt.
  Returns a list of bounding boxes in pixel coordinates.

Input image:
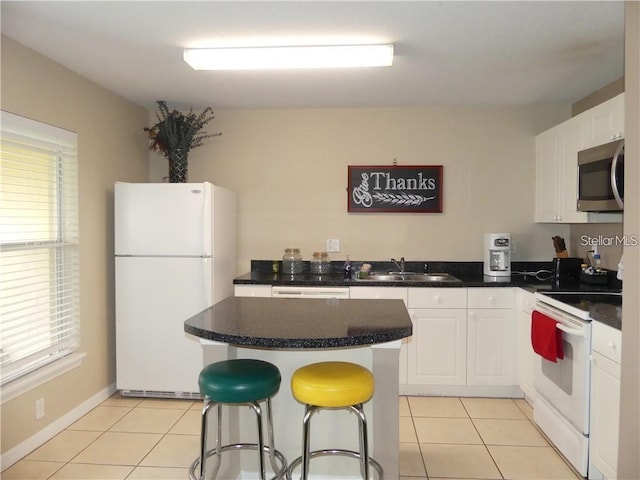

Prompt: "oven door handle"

[556,323,585,337]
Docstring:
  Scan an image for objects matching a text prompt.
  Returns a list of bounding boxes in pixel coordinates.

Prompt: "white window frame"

[1,111,81,397]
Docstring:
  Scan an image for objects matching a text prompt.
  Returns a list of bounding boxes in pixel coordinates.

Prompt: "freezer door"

[115,182,212,256]
[115,256,214,394]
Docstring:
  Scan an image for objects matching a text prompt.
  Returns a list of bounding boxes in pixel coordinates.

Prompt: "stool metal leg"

[199,400,223,480]
[289,404,381,480]
[300,405,318,480]
[265,397,284,476]
[192,398,289,480]
[248,401,267,480]
[351,404,370,480]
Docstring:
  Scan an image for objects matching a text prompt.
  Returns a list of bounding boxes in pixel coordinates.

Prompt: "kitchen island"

[184,296,412,479]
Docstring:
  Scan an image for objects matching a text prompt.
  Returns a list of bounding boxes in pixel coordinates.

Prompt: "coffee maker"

[484,233,511,279]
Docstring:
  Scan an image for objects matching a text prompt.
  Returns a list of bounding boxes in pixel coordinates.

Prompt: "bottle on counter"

[282,248,303,275]
[593,252,602,271]
[343,255,352,279]
[310,251,331,274]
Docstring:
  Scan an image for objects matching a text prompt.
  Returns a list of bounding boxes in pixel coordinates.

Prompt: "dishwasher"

[271,286,350,299]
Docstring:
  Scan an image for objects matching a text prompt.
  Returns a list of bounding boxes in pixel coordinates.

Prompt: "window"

[0,111,80,386]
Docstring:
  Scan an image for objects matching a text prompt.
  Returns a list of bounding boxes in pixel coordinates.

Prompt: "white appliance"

[271,286,350,298]
[114,182,236,398]
[483,233,511,279]
[532,292,593,477]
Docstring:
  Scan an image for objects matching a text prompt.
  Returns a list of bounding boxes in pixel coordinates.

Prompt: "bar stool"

[288,361,383,480]
[188,359,288,480]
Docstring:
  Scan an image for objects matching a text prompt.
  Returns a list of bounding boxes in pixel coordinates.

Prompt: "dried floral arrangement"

[144,100,221,158]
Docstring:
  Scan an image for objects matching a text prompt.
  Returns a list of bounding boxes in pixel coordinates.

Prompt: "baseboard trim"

[1,382,117,471]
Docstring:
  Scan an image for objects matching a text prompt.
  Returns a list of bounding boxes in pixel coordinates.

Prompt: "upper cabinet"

[535,93,624,224]
[584,93,624,148]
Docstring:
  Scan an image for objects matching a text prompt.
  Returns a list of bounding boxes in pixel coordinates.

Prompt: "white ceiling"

[1,1,625,111]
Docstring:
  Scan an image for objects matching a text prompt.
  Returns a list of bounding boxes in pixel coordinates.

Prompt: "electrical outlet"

[35,398,45,419]
[326,239,340,253]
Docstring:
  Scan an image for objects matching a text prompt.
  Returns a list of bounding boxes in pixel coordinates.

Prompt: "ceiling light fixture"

[183,44,394,70]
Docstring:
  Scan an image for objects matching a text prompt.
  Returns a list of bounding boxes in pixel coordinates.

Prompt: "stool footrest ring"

[288,449,383,480]
[189,443,289,480]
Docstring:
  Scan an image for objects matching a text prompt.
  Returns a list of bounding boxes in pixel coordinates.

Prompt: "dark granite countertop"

[234,260,556,289]
[184,296,413,349]
[590,302,622,330]
[233,260,623,329]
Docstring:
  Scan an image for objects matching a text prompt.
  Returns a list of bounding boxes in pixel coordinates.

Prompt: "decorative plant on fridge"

[144,100,221,183]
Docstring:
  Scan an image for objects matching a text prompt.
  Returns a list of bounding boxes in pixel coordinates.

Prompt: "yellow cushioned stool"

[288,361,383,479]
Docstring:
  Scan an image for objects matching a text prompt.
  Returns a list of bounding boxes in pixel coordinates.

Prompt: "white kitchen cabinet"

[516,288,538,401]
[407,288,468,386]
[407,307,467,385]
[349,286,407,304]
[535,95,624,224]
[234,284,272,297]
[349,286,409,385]
[534,125,562,222]
[535,116,590,223]
[589,321,622,480]
[583,93,624,148]
[236,283,522,396]
[467,288,516,386]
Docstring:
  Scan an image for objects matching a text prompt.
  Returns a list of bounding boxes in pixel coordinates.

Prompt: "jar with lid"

[310,251,331,274]
[282,248,303,274]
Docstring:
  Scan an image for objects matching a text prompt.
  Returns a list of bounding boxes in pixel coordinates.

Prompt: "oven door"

[532,301,592,434]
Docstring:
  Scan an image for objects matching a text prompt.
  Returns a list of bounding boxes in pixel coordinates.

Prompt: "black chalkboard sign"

[348,165,443,213]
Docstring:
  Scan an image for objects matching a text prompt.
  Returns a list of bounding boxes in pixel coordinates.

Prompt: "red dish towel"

[531,310,564,362]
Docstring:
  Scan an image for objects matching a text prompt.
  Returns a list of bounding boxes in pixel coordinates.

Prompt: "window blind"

[0,111,80,386]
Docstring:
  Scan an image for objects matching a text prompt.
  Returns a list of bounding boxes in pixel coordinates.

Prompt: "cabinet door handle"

[608,341,616,349]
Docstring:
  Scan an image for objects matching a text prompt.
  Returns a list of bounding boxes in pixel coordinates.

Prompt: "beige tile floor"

[2,394,581,480]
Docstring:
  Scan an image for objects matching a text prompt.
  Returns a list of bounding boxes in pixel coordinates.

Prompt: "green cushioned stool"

[188,359,288,480]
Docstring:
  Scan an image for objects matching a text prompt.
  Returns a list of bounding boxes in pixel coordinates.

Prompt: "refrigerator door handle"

[201,183,213,256]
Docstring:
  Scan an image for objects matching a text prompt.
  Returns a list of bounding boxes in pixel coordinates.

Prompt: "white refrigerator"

[114,182,236,398]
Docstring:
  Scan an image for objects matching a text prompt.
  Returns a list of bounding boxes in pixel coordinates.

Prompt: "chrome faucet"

[391,257,406,273]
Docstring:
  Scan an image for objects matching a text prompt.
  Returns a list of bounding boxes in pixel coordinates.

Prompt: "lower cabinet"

[407,307,467,385]
[467,288,516,386]
[467,308,516,385]
[234,283,521,396]
[406,287,518,396]
[516,288,538,401]
[349,286,408,384]
[590,321,622,480]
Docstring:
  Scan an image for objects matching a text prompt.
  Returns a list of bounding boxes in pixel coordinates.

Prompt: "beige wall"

[0,36,149,454]
[618,2,640,478]
[570,223,624,270]
[151,106,572,274]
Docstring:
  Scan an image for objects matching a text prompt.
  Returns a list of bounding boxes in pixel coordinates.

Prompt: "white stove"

[536,291,622,320]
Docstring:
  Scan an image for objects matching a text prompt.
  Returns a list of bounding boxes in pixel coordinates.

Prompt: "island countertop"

[184,296,413,348]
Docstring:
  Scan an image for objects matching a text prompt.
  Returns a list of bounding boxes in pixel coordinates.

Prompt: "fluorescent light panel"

[183,44,394,70]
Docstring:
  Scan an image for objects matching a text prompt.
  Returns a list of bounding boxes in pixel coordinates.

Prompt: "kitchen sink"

[357,272,462,283]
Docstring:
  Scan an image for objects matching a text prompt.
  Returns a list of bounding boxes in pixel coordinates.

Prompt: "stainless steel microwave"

[577,138,624,212]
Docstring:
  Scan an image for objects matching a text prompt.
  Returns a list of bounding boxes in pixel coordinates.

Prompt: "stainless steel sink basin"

[357,272,461,283]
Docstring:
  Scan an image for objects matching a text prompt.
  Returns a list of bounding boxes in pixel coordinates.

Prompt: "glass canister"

[282,248,303,274]
[310,251,331,274]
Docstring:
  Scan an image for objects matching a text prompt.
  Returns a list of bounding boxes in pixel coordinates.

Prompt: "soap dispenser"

[343,256,352,279]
